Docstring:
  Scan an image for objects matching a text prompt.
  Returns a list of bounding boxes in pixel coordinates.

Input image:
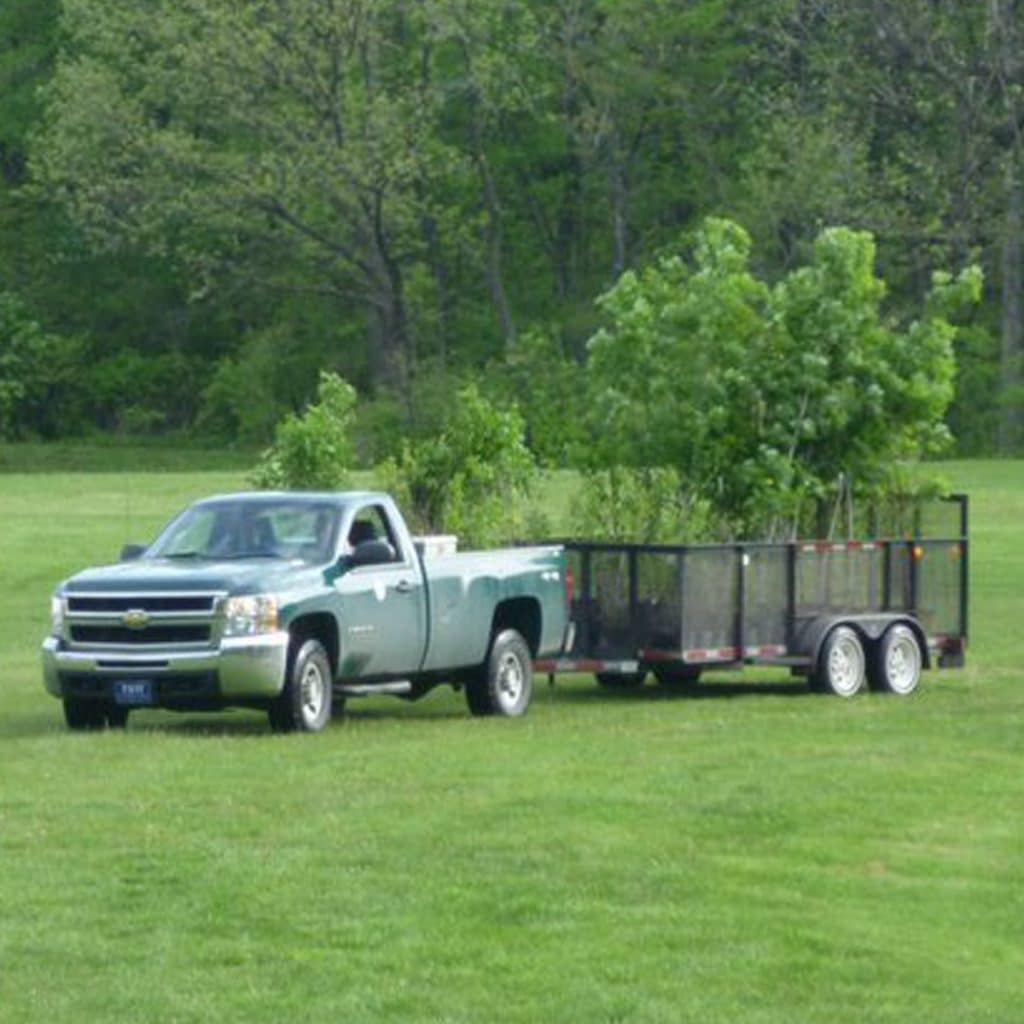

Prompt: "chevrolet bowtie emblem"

[123,609,150,630]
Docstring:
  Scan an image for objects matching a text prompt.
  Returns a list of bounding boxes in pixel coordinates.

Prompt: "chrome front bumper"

[41,632,290,701]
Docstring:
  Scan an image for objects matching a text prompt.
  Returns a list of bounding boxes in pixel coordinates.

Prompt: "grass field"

[1,459,1022,1022]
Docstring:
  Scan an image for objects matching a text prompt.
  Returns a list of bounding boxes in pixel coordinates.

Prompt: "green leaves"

[383,384,537,548]
[579,217,982,540]
[251,372,357,491]
[0,291,83,440]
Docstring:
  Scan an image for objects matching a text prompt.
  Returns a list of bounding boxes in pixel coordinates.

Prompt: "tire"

[268,638,333,733]
[595,672,647,690]
[653,665,701,688]
[465,629,533,717]
[63,699,106,731]
[813,625,866,698]
[106,705,130,729]
[868,624,923,696]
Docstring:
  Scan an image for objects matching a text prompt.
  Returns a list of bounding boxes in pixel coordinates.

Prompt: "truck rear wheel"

[466,629,533,717]
[268,638,333,733]
[868,624,922,696]
[813,625,865,698]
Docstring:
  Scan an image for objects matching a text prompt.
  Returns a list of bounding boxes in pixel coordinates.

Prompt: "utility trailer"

[536,495,968,697]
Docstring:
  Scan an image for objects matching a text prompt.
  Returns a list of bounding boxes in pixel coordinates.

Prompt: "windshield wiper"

[163,551,206,559]
[218,551,282,560]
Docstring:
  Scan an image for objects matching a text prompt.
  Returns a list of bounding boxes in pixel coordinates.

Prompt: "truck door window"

[348,505,401,562]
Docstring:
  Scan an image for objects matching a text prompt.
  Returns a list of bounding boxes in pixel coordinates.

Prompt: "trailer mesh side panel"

[681,549,738,653]
[744,548,789,649]
[796,547,884,615]
[889,544,912,611]
[637,552,682,650]
[917,541,964,636]
[556,494,966,667]
[588,550,633,656]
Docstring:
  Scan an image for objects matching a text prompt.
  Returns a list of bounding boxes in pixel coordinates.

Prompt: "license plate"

[113,679,155,706]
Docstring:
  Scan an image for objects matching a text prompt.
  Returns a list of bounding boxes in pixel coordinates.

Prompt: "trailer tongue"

[535,495,968,698]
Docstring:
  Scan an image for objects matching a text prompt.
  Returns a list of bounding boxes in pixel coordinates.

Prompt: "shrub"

[0,291,85,439]
[383,384,537,548]
[580,218,982,540]
[250,371,357,490]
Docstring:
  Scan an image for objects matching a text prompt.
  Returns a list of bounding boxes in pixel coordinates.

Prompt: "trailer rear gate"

[536,495,967,695]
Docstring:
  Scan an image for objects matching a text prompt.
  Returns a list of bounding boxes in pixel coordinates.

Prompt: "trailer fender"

[800,614,930,673]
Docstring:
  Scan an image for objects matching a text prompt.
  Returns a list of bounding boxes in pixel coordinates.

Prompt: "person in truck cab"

[347,512,397,561]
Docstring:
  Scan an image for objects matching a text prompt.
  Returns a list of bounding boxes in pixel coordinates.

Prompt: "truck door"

[333,502,427,678]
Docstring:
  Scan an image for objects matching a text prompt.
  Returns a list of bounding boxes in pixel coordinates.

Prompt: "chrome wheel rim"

[496,651,524,710]
[886,633,921,694]
[828,634,864,697]
[300,660,326,725]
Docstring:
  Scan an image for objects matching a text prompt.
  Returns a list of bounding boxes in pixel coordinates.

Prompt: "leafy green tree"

[580,217,981,540]
[0,290,84,438]
[251,372,358,491]
[34,0,469,398]
[481,327,585,467]
[383,384,537,547]
[747,1,1018,451]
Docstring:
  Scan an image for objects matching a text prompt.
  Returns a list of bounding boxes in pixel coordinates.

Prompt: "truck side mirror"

[120,543,147,562]
[348,539,395,568]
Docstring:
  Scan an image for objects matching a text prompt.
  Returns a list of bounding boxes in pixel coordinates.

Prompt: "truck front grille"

[67,594,216,614]
[63,591,224,650]
[70,624,212,645]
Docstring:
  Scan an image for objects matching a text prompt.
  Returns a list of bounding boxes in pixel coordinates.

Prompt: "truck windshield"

[148,500,340,564]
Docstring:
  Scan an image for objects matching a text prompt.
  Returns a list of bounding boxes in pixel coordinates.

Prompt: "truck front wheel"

[268,638,333,733]
[466,629,533,717]
[63,698,106,730]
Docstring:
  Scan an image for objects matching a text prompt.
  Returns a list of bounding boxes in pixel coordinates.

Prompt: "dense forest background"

[0,0,1020,460]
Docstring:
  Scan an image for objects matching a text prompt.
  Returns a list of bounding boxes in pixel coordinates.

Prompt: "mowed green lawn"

[1,461,1022,1023]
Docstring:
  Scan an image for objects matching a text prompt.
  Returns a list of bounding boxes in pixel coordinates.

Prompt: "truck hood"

[61,557,319,596]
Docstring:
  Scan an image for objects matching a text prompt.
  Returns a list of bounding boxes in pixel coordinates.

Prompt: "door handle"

[394,579,414,594]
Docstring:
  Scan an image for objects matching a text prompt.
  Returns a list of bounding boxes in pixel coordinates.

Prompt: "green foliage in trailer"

[579,219,982,540]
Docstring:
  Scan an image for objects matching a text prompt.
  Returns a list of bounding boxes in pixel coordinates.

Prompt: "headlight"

[50,595,65,637]
[223,595,279,637]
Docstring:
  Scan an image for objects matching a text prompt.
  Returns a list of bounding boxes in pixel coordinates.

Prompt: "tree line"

[0,0,1017,459]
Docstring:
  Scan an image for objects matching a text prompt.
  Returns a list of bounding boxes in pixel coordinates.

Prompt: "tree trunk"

[610,152,628,279]
[364,196,410,403]
[420,211,454,369]
[999,153,1023,452]
[471,122,516,347]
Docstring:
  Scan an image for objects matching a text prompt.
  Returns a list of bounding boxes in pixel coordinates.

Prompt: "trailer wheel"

[813,625,865,698]
[268,638,333,733]
[653,666,701,688]
[595,672,647,690]
[868,624,922,696]
[466,629,533,717]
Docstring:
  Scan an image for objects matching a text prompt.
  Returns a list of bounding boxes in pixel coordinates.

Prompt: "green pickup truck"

[41,491,570,732]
